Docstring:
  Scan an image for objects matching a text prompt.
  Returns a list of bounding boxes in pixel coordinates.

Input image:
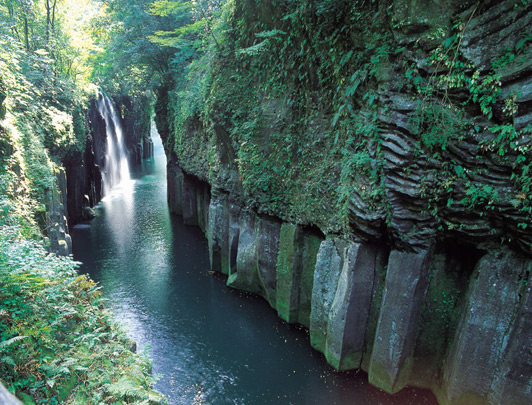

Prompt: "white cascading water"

[96,92,131,196]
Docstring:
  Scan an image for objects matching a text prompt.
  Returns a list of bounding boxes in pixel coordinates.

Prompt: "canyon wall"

[158,1,532,403]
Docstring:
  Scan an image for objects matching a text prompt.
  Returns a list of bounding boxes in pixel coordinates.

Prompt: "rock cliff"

[159,1,532,403]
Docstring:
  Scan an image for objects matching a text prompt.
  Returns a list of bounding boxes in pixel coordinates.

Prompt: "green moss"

[297,231,321,329]
[310,329,327,354]
[369,356,414,395]
[325,345,362,372]
[276,223,298,323]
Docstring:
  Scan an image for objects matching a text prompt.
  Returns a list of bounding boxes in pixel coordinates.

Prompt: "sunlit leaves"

[149,0,194,17]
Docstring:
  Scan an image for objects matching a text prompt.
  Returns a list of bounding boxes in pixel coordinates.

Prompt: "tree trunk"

[23,15,29,50]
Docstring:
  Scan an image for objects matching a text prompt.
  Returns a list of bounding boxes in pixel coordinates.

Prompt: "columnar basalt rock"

[275,224,324,326]
[228,203,242,276]
[308,239,382,371]
[208,192,230,274]
[182,175,199,226]
[227,211,261,294]
[167,160,184,216]
[168,166,532,404]
[369,249,433,393]
[310,238,349,354]
[276,224,301,324]
[325,243,379,371]
[156,2,532,402]
[494,275,532,405]
[255,217,281,308]
[46,167,72,256]
[442,249,532,405]
[196,183,211,234]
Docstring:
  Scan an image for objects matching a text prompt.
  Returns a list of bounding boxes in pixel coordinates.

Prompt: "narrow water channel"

[71,131,436,405]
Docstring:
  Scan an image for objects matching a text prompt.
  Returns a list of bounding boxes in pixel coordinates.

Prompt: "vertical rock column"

[255,217,281,309]
[368,248,432,394]
[495,267,532,405]
[196,184,210,234]
[226,212,281,309]
[276,223,300,323]
[207,192,230,274]
[182,175,198,225]
[227,203,242,276]
[167,161,183,216]
[442,249,532,404]
[309,239,379,370]
[275,224,322,327]
[227,212,261,295]
[47,167,72,256]
[310,238,348,354]
[325,243,378,370]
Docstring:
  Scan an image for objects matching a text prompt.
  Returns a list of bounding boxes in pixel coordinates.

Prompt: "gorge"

[1,0,532,404]
[71,127,436,404]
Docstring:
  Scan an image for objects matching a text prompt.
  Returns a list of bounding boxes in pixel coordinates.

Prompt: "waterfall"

[96,92,131,196]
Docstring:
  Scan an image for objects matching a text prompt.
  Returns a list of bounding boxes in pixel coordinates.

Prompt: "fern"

[106,378,149,401]
[0,335,27,351]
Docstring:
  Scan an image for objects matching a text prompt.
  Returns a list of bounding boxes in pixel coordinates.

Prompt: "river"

[71,130,436,405]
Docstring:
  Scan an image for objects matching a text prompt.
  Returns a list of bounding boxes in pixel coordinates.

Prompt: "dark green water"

[71,133,436,405]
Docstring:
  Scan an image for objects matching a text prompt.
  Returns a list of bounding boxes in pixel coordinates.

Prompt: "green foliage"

[1,3,165,403]
[158,0,394,232]
[0,226,165,404]
[403,6,532,228]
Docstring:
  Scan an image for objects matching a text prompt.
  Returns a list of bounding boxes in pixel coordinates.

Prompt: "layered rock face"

[159,0,532,403]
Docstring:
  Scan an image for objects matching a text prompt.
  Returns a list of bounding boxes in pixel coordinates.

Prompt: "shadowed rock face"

[46,166,72,256]
[443,249,532,404]
[159,1,532,403]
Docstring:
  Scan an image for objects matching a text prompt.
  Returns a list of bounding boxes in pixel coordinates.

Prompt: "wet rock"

[275,224,323,326]
[182,175,199,226]
[46,168,72,256]
[167,160,184,216]
[442,249,532,404]
[227,212,261,295]
[369,248,433,394]
[494,269,532,405]
[82,206,96,220]
[297,229,323,328]
[310,238,349,353]
[255,216,281,308]
[196,181,211,234]
[276,224,301,323]
[325,243,379,370]
[227,203,242,276]
[128,340,137,353]
[208,192,230,274]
